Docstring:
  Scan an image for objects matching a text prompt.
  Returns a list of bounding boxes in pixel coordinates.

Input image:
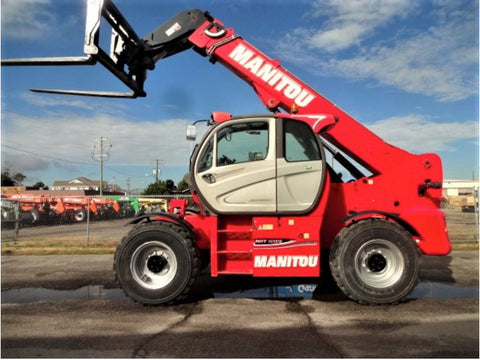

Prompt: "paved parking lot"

[1,251,478,358]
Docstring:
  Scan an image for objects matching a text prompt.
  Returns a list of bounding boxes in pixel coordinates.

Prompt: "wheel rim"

[354,239,404,288]
[75,211,85,221]
[130,241,177,290]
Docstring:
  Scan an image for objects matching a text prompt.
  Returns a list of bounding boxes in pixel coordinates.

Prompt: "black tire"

[198,249,211,271]
[114,221,199,305]
[329,219,422,305]
[74,209,87,222]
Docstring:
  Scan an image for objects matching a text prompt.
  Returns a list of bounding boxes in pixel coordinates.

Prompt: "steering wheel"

[219,154,236,165]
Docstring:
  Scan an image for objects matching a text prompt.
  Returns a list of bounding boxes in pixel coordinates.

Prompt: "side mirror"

[186,125,197,141]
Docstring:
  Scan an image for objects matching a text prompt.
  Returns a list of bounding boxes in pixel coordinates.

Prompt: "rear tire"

[329,219,421,305]
[114,221,199,305]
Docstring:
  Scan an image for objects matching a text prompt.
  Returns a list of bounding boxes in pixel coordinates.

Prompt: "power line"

[1,143,93,165]
[103,165,149,178]
[2,143,165,179]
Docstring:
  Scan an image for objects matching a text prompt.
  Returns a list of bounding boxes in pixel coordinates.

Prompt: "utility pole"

[153,159,162,183]
[92,137,112,196]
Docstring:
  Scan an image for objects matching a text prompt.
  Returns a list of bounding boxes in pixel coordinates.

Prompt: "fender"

[340,208,451,255]
[341,210,418,238]
[400,206,451,255]
[126,212,196,240]
[341,210,399,223]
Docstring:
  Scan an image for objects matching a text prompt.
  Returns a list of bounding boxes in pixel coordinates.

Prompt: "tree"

[177,174,190,192]
[142,180,169,195]
[142,177,190,195]
[1,170,26,186]
[32,182,49,190]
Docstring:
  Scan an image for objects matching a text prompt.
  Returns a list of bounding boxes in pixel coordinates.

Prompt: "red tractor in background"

[2,0,451,305]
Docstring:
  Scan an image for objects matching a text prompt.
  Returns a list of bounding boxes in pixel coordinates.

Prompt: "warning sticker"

[165,22,182,37]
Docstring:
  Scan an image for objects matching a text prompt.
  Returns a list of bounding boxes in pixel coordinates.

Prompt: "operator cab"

[190,115,326,214]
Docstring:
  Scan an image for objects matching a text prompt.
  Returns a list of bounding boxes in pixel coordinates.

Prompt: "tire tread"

[113,221,199,305]
[329,219,421,305]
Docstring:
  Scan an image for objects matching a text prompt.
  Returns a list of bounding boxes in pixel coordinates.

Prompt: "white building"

[443,180,479,197]
[52,177,106,191]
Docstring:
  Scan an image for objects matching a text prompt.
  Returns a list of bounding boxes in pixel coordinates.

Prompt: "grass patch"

[1,237,120,255]
[451,242,479,251]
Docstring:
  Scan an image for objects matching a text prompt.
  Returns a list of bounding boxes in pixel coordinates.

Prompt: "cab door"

[194,117,277,213]
[276,118,324,212]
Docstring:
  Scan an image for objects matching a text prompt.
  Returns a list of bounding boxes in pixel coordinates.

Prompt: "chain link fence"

[0,195,192,244]
[443,186,479,243]
[2,194,478,245]
[443,209,479,243]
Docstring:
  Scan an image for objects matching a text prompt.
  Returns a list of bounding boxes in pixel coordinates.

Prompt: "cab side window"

[284,119,321,162]
[197,137,214,173]
[217,121,269,166]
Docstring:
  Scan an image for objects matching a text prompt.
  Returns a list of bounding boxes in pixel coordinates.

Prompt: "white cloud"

[1,150,50,172]
[1,111,197,172]
[308,0,412,52]
[2,108,476,180]
[276,0,478,102]
[366,115,479,153]
[326,19,478,102]
[1,0,55,39]
[20,93,96,111]
[308,23,365,52]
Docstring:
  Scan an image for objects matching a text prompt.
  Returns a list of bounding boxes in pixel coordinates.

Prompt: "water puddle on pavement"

[410,281,479,299]
[1,281,478,304]
[1,285,125,304]
[213,281,479,300]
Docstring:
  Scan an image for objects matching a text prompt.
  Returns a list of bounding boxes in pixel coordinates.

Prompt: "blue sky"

[1,0,478,192]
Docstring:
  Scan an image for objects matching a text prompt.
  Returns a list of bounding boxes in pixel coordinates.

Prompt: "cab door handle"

[202,174,216,183]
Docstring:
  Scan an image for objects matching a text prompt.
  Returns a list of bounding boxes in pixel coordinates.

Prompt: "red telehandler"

[2,0,451,305]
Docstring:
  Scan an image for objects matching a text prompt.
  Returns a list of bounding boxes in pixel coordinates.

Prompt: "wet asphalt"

[1,251,478,358]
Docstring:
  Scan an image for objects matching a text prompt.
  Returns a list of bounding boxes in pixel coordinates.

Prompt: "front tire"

[329,219,421,305]
[114,221,199,305]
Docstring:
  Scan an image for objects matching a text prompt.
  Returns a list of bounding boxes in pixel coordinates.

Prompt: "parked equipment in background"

[2,194,125,224]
